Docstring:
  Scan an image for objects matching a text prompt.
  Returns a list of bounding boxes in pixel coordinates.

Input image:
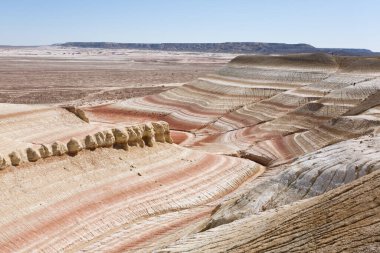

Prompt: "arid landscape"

[0,44,379,252]
[0,46,234,105]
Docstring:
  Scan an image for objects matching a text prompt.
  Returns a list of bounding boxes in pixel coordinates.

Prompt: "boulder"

[133,126,145,148]
[85,135,97,150]
[0,153,8,169]
[142,123,156,147]
[104,130,115,147]
[67,138,83,155]
[126,126,145,148]
[52,141,68,156]
[26,147,41,162]
[160,121,173,144]
[152,122,168,143]
[39,144,52,158]
[95,132,106,147]
[64,106,89,123]
[76,108,89,123]
[126,127,138,146]
[9,151,22,166]
[112,128,129,150]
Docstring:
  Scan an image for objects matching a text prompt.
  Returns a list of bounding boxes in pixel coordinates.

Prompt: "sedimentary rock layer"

[206,134,380,228]
[0,104,172,168]
[159,169,380,252]
[0,143,264,252]
[84,54,380,164]
[0,104,98,155]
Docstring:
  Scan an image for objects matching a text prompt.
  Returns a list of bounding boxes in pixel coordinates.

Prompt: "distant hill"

[56,42,379,56]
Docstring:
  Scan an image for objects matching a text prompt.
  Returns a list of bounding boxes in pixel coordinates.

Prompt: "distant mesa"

[56,42,379,56]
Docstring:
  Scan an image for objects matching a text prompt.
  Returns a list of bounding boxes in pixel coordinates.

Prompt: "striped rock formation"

[83,54,380,160]
[0,104,99,155]
[1,53,380,252]
[84,53,338,130]
[159,169,380,253]
[0,120,175,168]
[205,134,380,229]
[0,142,264,252]
[0,113,264,252]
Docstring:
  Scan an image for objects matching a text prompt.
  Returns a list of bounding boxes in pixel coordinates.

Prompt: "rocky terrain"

[0,51,379,252]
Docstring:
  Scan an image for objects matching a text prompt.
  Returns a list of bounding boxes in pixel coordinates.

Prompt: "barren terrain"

[0,46,235,105]
[0,48,379,252]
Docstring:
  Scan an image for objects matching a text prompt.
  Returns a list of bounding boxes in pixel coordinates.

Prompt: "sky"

[0,0,379,51]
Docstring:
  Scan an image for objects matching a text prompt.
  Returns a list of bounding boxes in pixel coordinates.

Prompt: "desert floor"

[0,46,236,105]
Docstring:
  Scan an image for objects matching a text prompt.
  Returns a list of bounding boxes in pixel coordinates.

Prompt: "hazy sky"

[1,0,379,51]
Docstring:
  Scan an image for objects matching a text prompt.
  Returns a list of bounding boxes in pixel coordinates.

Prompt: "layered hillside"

[159,169,380,252]
[85,54,380,162]
[0,117,264,252]
[81,53,380,251]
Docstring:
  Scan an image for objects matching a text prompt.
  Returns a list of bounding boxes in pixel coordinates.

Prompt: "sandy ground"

[0,46,237,106]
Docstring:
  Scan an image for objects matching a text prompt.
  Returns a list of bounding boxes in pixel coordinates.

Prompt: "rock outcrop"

[0,154,8,169]
[63,106,89,123]
[159,170,380,253]
[126,127,140,147]
[8,151,21,166]
[94,131,106,147]
[84,135,97,150]
[204,134,380,229]
[112,128,129,150]
[38,144,52,158]
[104,130,115,147]
[0,138,263,252]
[52,141,68,156]
[0,121,173,168]
[67,138,83,155]
[26,147,41,162]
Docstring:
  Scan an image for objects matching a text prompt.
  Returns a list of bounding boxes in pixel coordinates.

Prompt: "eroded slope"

[0,130,263,252]
[159,169,380,253]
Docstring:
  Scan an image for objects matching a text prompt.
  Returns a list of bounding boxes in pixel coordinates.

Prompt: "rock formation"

[159,170,380,252]
[142,123,155,147]
[204,134,380,229]
[38,144,52,158]
[0,154,8,169]
[52,141,68,156]
[67,138,83,155]
[0,121,173,168]
[26,147,41,162]
[126,126,141,147]
[94,131,106,147]
[0,139,263,252]
[84,135,97,150]
[104,130,115,147]
[63,106,90,123]
[8,151,21,166]
[112,128,129,150]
